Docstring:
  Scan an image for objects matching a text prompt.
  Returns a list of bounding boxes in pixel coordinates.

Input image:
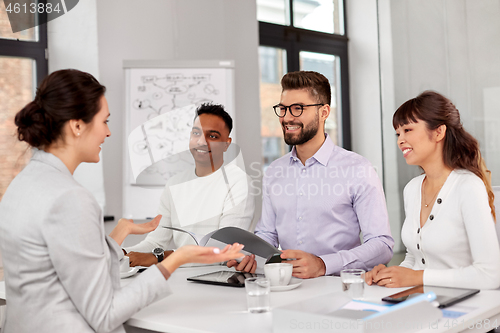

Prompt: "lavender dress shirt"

[255,135,394,275]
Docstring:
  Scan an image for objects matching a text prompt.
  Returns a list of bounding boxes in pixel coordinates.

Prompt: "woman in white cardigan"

[366,91,500,289]
[0,69,244,333]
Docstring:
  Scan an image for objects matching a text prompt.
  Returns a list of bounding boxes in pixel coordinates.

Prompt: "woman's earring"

[77,133,80,136]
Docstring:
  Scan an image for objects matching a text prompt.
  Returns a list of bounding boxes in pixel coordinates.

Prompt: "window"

[0,1,48,200]
[260,46,288,167]
[257,0,349,168]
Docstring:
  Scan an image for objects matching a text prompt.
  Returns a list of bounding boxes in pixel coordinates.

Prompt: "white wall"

[377,0,403,252]
[347,0,500,254]
[47,0,107,213]
[347,0,383,175]
[389,0,500,198]
[370,0,500,254]
[95,0,261,232]
[346,0,403,251]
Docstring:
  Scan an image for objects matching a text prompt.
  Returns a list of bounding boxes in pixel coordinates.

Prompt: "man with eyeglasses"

[227,71,393,278]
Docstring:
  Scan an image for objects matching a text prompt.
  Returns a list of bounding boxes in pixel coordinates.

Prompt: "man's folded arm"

[319,237,393,275]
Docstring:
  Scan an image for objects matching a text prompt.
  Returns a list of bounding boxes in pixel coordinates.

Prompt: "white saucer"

[270,278,303,292]
[120,266,140,279]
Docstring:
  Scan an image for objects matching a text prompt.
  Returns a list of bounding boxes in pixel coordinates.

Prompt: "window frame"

[0,9,48,85]
[258,0,351,149]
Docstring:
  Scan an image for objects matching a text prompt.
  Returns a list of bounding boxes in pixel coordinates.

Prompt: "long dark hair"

[393,90,495,221]
[15,69,106,148]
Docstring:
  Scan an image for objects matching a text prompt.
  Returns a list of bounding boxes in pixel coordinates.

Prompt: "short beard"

[283,111,319,146]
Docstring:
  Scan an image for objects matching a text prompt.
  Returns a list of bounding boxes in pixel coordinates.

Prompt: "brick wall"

[0,57,33,201]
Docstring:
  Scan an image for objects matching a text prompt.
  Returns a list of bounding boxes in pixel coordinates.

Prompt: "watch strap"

[152,248,164,262]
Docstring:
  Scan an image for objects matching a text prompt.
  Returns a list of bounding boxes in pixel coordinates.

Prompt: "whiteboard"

[124,60,235,186]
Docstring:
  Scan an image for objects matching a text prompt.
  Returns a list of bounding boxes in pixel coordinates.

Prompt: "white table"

[1,269,499,333]
[122,266,500,333]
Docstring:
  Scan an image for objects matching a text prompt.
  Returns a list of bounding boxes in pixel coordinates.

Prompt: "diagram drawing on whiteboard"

[125,63,234,186]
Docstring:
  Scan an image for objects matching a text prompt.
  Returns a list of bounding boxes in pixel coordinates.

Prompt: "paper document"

[161,226,281,272]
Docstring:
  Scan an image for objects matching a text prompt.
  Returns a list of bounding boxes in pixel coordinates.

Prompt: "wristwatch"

[152,248,164,262]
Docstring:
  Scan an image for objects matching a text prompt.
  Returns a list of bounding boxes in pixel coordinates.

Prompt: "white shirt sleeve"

[125,185,175,253]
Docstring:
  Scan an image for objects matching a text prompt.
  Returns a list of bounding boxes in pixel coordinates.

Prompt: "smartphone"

[265,253,295,264]
[381,286,424,303]
[266,253,283,264]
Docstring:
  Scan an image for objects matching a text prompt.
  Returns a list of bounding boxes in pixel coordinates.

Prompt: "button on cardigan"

[400,170,500,289]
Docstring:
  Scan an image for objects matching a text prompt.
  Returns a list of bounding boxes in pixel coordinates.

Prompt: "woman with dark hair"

[366,91,500,289]
[0,69,244,333]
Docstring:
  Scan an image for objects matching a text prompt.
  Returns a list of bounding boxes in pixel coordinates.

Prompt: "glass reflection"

[293,0,344,35]
[257,0,290,26]
[0,0,37,41]
[259,46,289,169]
[300,51,340,145]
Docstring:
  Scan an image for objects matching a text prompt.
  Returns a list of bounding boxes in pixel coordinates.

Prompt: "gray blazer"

[0,150,171,333]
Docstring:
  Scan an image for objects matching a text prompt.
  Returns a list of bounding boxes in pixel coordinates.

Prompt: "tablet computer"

[187,271,264,287]
[382,285,479,308]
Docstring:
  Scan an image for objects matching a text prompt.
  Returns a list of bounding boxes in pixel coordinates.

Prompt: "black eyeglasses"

[273,103,325,117]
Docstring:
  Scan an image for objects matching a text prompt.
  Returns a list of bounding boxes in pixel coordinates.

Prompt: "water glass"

[340,269,365,300]
[245,277,270,313]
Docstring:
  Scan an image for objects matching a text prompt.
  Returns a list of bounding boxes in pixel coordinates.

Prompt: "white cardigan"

[400,169,500,289]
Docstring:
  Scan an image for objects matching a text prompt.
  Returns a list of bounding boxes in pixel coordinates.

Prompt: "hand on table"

[226,254,257,273]
[365,264,386,285]
[369,265,423,288]
[280,249,325,279]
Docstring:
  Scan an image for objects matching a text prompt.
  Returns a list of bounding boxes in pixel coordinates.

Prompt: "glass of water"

[340,269,365,300]
[245,277,270,313]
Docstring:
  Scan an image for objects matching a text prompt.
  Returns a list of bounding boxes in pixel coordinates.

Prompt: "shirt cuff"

[156,264,171,280]
[423,269,448,287]
[319,253,344,276]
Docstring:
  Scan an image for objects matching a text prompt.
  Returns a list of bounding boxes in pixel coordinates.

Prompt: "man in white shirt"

[125,104,254,266]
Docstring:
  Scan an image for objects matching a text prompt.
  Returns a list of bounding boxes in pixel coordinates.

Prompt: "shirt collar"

[31,149,73,176]
[289,133,334,167]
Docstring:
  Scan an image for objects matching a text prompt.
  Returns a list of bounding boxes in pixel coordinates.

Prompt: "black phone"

[381,286,424,303]
[265,253,295,264]
[266,253,283,264]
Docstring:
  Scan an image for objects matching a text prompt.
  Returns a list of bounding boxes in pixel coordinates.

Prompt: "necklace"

[422,177,444,208]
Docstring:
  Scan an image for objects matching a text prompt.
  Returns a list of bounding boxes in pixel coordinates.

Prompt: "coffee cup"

[264,263,293,286]
[120,256,130,273]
